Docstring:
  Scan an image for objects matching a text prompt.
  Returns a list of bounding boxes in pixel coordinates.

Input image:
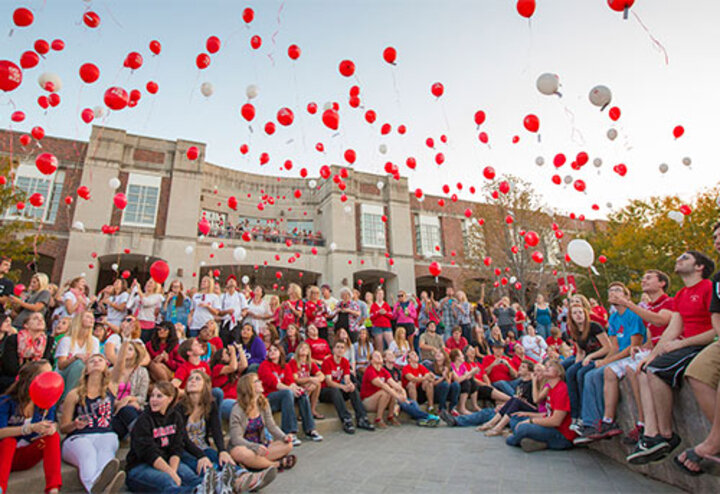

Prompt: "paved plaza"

[265,425,683,493]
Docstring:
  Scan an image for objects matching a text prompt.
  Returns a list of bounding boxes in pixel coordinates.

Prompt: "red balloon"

[608,0,635,13]
[206,36,221,54]
[29,193,44,207]
[242,7,255,23]
[19,134,30,146]
[322,108,339,130]
[241,103,256,122]
[13,7,34,27]
[121,270,131,279]
[113,192,128,210]
[104,87,129,110]
[77,186,91,200]
[555,230,564,239]
[20,51,39,69]
[613,163,628,176]
[406,157,417,170]
[81,108,95,123]
[474,110,486,126]
[397,124,406,135]
[344,149,356,164]
[531,251,544,263]
[673,125,684,139]
[499,181,510,194]
[339,60,355,77]
[576,151,589,166]
[464,208,472,218]
[239,144,249,155]
[29,371,64,410]
[349,96,360,108]
[315,143,324,152]
[277,107,294,126]
[198,217,211,235]
[187,146,199,160]
[598,255,608,264]
[124,52,143,70]
[609,106,621,121]
[79,63,100,83]
[525,231,539,247]
[523,114,539,133]
[516,0,536,18]
[37,95,49,109]
[573,179,586,192]
[428,261,442,277]
[48,93,60,107]
[11,111,25,122]
[364,110,376,124]
[435,153,445,165]
[679,204,692,216]
[196,53,211,69]
[383,47,397,64]
[149,40,162,55]
[0,60,23,92]
[551,174,561,185]
[34,39,49,55]
[553,153,566,168]
[51,39,65,51]
[149,260,170,284]
[146,81,158,94]
[381,123,392,135]
[227,196,238,210]
[31,126,44,140]
[307,102,317,114]
[482,166,495,180]
[320,165,331,179]
[478,132,488,144]
[430,82,444,98]
[250,35,262,49]
[83,11,100,28]
[264,122,276,135]
[35,153,58,175]
[288,44,301,60]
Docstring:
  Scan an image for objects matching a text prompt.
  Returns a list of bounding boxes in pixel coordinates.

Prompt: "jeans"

[126,462,201,493]
[580,366,606,426]
[399,400,431,420]
[566,360,596,419]
[112,404,141,440]
[492,379,517,397]
[319,387,366,422]
[535,323,551,339]
[506,421,573,450]
[180,447,218,473]
[455,408,495,427]
[434,381,460,411]
[59,359,85,403]
[220,399,236,421]
[211,387,224,411]
[498,397,536,417]
[267,389,315,434]
[561,355,576,370]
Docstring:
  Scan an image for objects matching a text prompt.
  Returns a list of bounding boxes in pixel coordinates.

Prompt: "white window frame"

[361,204,386,249]
[121,173,161,228]
[418,214,442,258]
[4,164,64,223]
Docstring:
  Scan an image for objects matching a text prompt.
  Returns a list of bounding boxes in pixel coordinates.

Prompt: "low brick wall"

[589,379,720,493]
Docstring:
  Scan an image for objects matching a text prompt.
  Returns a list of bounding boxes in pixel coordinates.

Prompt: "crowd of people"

[202,218,324,247]
[1,221,720,493]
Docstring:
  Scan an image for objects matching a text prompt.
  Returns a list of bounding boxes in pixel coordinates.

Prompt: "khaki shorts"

[685,341,720,389]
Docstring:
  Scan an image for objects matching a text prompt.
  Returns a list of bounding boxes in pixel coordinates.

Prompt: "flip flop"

[278,454,297,472]
[673,448,705,476]
[313,413,325,420]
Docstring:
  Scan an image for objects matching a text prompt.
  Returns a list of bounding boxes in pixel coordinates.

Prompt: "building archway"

[353,270,398,299]
[96,254,165,290]
[198,264,320,296]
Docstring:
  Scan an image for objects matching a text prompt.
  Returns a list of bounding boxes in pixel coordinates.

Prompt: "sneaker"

[236,466,277,493]
[569,418,583,435]
[427,405,437,415]
[218,463,234,494]
[439,409,457,427]
[289,434,302,447]
[102,471,125,494]
[623,424,644,445]
[356,417,375,431]
[306,430,323,442]
[450,408,460,417]
[417,418,436,427]
[91,458,120,494]
[589,421,623,441]
[201,467,218,494]
[342,419,356,434]
[626,435,671,465]
[249,466,277,493]
[573,424,600,445]
[520,438,548,453]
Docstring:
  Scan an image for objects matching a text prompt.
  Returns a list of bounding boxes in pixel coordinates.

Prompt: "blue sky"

[2,0,718,219]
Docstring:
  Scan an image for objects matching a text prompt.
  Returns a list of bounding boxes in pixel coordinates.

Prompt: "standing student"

[130,279,165,343]
[0,257,15,313]
[162,280,192,330]
[392,291,418,350]
[99,279,130,333]
[218,276,248,347]
[245,286,270,336]
[454,291,473,343]
[493,297,516,338]
[305,286,330,341]
[279,284,304,337]
[531,294,553,339]
[146,321,184,382]
[0,360,61,494]
[188,276,221,339]
[370,288,393,353]
[335,287,361,342]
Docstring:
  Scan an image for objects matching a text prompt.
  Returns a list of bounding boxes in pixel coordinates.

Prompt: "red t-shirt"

[647,293,675,345]
[401,363,429,388]
[546,380,576,441]
[481,355,514,383]
[360,365,392,399]
[286,359,321,381]
[305,300,328,328]
[209,336,223,350]
[546,336,563,348]
[445,336,468,352]
[511,355,536,369]
[591,306,609,327]
[306,337,331,363]
[515,311,526,333]
[370,302,392,328]
[258,360,291,396]
[174,361,211,389]
[211,363,238,399]
[321,356,350,387]
[674,279,712,339]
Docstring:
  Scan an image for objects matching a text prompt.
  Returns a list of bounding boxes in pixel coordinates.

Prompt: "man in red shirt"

[444,326,468,353]
[482,341,518,396]
[320,340,374,434]
[628,251,716,465]
[171,338,211,389]
[402,351,435,411]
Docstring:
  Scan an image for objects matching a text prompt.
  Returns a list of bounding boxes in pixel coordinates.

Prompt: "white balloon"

[668,211,684,224]
[80,272,86,278]
[344,205,352,214]
[322,101,333,111]
[535,156,544,166]
[589,85,612,109]
[606,128,618,141]
[108,177,121,190]
[185,246,194,255]
[378,144,388,154]
[536,73,560,96]
[564,175,573,184]
[567,239,595,268]
[93,106,105,118]
[659,163,669,174]
[200,82,214,97]
[377,181,385,190]
[38,72,62,92]
[211,241,219,250]
[682,157,692,167]
[308,179,317,188]
[606,202,613,209]
[241,275,250,284]
[246,84,259,99]
[111,263,119,271]
[233,247,247,261]
[72,220,85,231]
[200,261,206,267]
[509,276,517,284]
[329,242,337,251]
[593,158,603,168]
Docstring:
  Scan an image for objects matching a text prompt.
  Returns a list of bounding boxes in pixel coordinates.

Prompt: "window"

[202,209,227,235]
[5,164,64,223]
[463,218,486,259]
[415,214,442,257]
[122,174,160,227]
[361,204,386,249]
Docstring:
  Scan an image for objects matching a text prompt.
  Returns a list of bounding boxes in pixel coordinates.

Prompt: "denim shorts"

[371,326,392,336]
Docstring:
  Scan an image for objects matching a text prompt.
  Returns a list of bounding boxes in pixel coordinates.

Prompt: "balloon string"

[631,11,669,65]
[562,105,586,146]
[587,266,603,303]
[267,2,285,66]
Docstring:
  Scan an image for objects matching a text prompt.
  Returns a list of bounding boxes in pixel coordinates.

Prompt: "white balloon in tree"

[668,211,684,224]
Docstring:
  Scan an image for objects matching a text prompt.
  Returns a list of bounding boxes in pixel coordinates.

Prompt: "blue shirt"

[608,308,646,351]
[0,396,57,444]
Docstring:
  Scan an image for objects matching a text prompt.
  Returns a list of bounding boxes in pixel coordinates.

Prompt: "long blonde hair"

[236,372,268,415]
[293,341,312,366]
[394,326,410,351]
[75,354,112,407]
[69,311,95,355]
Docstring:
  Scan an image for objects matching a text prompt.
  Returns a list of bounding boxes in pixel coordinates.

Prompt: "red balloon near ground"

[149,260,170,284]
[516,0,536,18]
[79,63,100,83]
[122,270,131,279]
[383,47,397,64]
[523,114,539,132]
[531,251,544,263]
[525,231,539,247]
[20,51,39,69]
[609,106,621,121]
[430,82,444,97]
[83,11,100,28]
[499,181,510,194]
[19,134,30,146]
[13,7,34,27]
[598,255,608,264]
[149,40,162,55]
[673,125,684,139]
[428,261,442,277]
[196,53,211,69]
[29,193,44,207]
[187,146,199,160]
[104,87,129,110]
[483,166,495,180]
[31,126,44,140]
[35,153,58,175]
[339,59,355,77]
[287,44,301,60]
[29,371,64,410]
[679,204,692,216]
[206,36,221,54]
[250,35,262,49]
[0,60,23,92]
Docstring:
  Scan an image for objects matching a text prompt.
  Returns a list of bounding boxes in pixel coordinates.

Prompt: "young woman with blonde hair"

[10,272,51,330]
[55,310,100,402]
[189,276,221,338]
[286,342,325,419]
[388,325,411,367]
[279,283,304,336]
[130,278,164,343]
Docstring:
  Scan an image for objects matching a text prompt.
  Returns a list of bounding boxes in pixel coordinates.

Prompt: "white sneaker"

[290,434,302,447]
[569,418,583,434]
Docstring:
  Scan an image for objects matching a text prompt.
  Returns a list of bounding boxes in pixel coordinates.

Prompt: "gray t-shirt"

[12,289,51,329]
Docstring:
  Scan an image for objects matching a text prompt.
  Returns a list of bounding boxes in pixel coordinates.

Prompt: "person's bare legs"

[486,414,512,435]
[231,446,279,469]
[373,333,384,353]
[638,371,659,436]
[148,361,172,382]
[383,331,394,350]
[406,383,418,402]
[678,382,720,472]
[308,385,321,417]
[469,391,479,411]
[478,413,500,431]
[422,381,435,409]
[627,368,645,423]
[490,389,510,403]
[267,440,293,461]
[603,366,620,420]
[648,373,674,438]
[458,392,470,414]
[689,377,716,421]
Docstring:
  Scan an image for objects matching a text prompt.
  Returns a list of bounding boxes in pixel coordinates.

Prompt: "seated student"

[146,321,184,382]
[60,353,125,494]
[0,312,55,393]
[334,328,357,378]
[419,321,444,367]
[280,323,302,360]
[258,343,322,444]
[546,326,566,353]
[124,381,216,493]
[505,360,577,452]
[445,326,469,353]
[305,323,331,368]
[239,323,267,373]
[470,324,490,358]
[197,321,222,363]
[228,373,292,479]
[104,315,141,366]
[212,344,248,420]
[383,349,403,383]
[450,348,487,415]
[111,341,150,440]
[286,342,325,420]
[172,338,211,390]
[402,351,435,411]
[320,339,375,434]
[0,360,61,494]
[429,349,460,413]
[56,311,102,403]
[353,328,374,380]
[628,250,717,465]
[262,324,280,351]
[487,325,505,349]
[93,321,110,355]
[387,326,411,367]
[521,325,548,362]
[482,341,518,396]
[479,360,540,437]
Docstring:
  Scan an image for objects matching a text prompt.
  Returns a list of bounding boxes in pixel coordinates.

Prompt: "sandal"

[387,415,401,426]
[312,412,326,420]
[278,454,297,472]
[374,418,387,429]
[673,448,705,476]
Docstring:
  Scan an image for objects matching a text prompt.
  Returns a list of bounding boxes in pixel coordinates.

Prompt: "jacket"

[228,402,287,453]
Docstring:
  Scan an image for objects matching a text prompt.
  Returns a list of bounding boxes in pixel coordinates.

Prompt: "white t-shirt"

[190,293,221,331]
[107,292,130,326]
[55,335,101,359]
[521,335,548,362]
[221,291,248,326]
[53,291,77,321]
[133,293,164,323]
[246,299,269,334]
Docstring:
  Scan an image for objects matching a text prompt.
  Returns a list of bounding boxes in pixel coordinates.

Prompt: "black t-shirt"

[516,379,534,404]
[0,278,14,311]
[709,271,720,314]
[576,322,605,354]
